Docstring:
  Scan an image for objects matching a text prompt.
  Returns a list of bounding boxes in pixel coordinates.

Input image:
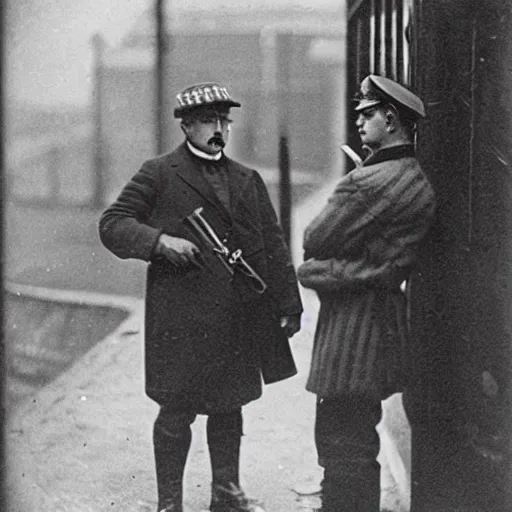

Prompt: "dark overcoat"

[297,145,436,400]
[99,143,302,411]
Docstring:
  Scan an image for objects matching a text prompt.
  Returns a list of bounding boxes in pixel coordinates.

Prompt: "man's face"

[182,108,232,155]
[355,106,388,149]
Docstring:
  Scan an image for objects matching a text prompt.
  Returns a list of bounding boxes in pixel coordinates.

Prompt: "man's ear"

[384,104,399,129]
[384,109,395,124]
[384,108,398,132]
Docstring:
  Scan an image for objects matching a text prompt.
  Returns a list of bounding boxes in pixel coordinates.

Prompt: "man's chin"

[360,139,378,150]
[206,142,224,154]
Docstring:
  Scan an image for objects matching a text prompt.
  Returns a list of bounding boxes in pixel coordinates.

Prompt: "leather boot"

[206,410,264,511]
[207,410,243,490]
[153,408,195,512]
[209,483,266,512]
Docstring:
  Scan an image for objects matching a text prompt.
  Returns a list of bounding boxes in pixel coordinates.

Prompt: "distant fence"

[6,124,96,207]
[6,122,321,214]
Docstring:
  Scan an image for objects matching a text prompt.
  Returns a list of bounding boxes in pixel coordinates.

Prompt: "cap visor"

[174,100,241,118]
[354,99,382,111]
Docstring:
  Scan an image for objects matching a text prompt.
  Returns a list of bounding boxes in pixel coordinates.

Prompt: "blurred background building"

[95,4,346,205]
[5,1,346,210]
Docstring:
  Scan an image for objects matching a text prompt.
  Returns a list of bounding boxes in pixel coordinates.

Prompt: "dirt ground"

[5,294,320,512]
[5,290,406,512]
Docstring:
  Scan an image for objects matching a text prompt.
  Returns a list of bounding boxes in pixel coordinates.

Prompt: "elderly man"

[297,75,436,511]
[99,82,302,512]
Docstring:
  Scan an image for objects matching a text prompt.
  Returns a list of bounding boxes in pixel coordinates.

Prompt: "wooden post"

[91,33,106,208]
[277,32,292,246]
[155,0,167,155]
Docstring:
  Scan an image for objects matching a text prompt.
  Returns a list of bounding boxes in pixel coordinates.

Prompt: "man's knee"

[315,396,381,465]
[154,406,196,439]
[207,408,243,441]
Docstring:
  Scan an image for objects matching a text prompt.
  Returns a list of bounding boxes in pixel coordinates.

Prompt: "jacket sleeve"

[300,163,436,291]
[297,256,413,292]
[98,163,163,261]
[303,173,391,260]
[254,172,303,316]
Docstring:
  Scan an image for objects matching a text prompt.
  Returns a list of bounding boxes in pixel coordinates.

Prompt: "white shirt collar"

[187,141,222,161]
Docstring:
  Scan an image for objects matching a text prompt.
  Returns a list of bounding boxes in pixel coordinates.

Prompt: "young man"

[297,75,436,511]
[99,82,302,512]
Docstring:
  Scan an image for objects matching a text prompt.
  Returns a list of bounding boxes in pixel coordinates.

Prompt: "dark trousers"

[315,395,382,512]
[153,405,243,511]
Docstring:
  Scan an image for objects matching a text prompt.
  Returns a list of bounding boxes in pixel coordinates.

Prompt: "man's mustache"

[208,135,225,148]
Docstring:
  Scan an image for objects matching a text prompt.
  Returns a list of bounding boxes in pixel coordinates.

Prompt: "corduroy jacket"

[298,145,436,399]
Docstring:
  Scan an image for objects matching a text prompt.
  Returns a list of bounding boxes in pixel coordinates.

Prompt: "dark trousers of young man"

[153,404,243,512]
[315,395,383,512]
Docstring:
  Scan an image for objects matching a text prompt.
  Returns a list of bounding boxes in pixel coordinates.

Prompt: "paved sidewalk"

[4,179,334,512]
[6,298,324,512]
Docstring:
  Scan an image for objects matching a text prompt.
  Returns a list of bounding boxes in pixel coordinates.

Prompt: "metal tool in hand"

[185,207,267,294]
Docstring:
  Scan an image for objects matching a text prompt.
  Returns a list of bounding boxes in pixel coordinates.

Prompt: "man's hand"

[154,234,203,270]
[280,314,301,338]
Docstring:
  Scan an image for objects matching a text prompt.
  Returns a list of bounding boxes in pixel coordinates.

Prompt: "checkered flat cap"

[174,82,241,118]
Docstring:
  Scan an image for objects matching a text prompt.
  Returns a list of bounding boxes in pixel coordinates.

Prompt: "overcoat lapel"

[174,144,231,223]
[225,158,252,217]
[173,143,254,226]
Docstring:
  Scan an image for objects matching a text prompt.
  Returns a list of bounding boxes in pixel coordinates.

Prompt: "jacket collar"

[363,144,415,166]
[186,140,223,161]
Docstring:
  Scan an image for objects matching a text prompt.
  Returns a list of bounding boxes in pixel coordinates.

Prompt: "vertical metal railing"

[369,0,376,72]
[391,0,398,79]
[403,0,413,84]
[380,0,387,73]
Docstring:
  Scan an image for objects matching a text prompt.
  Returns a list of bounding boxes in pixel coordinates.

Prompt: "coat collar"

[171,142,252,222]
[363,144,416,166]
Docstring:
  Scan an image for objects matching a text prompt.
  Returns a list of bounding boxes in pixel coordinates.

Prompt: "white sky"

[6,0,148,106]
[6,0,342,107]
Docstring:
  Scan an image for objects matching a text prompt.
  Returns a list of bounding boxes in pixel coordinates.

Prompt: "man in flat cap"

[99,82,302,512]
[297,75,436,511]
